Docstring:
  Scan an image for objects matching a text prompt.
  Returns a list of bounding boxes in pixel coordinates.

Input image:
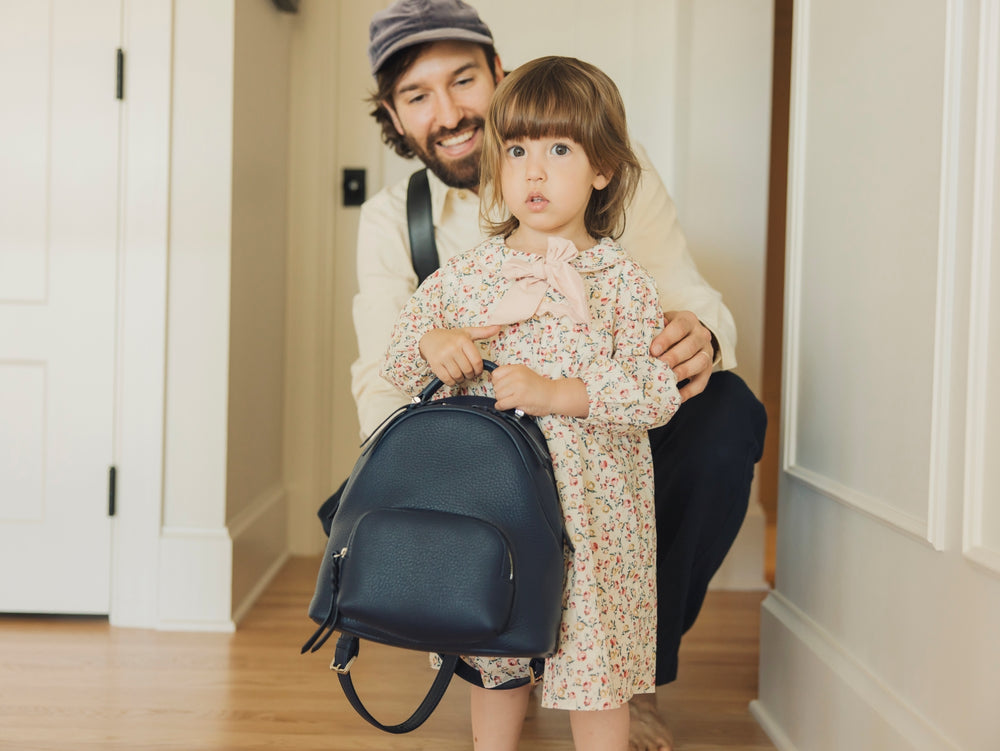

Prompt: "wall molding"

[924,0,966,551]
[158,525,234,632]
[785,466,931,545]
[781,0,956,550]
[230,483,289,624]
[964,0,1000,577]
[755,593,962,751]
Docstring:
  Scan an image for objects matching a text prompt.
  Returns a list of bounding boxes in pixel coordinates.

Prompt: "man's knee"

[651,371,767,471]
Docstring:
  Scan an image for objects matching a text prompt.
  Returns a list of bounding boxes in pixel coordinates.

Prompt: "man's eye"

[406,93,426,105]
[551,143,570,156]
[506,145,525,157]
[455,77,474,87]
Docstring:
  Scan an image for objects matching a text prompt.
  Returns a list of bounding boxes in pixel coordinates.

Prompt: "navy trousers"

[648,370,767,684]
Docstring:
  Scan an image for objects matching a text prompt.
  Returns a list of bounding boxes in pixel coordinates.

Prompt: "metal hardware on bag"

[412,395,421,403]
[330,655,356,674]
[528,664,540,685]
[514,409,525,418]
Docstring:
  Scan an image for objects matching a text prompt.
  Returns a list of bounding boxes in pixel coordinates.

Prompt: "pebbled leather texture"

[307,390,566,657]
[303,364,567,733]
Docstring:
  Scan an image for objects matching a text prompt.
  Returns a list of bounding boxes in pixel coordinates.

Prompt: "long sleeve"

[379,269,445,398]
[575,261,681,433]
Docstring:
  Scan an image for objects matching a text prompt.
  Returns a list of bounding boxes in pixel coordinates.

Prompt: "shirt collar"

[424,168,477,227]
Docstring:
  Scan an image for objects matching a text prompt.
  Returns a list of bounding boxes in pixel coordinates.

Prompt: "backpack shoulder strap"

[406,168,440,286]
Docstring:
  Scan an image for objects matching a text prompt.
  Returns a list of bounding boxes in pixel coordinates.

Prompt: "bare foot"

[628,693,673,751]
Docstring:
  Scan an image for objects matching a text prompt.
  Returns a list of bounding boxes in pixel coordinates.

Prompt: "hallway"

[0,557,775,750]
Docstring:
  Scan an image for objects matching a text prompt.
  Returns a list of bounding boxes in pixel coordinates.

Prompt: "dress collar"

[495,235,627,274]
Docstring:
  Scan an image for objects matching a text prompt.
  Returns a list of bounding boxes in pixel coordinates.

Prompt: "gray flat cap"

[368,0,494,75]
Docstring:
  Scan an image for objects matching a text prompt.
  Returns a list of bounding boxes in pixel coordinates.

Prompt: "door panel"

[0,0,122,613]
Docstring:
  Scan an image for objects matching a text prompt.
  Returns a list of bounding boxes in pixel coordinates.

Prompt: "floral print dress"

[381,235,681,711]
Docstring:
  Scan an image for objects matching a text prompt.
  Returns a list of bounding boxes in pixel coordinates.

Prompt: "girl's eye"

[550,143,570,156]
[506,145,525,158]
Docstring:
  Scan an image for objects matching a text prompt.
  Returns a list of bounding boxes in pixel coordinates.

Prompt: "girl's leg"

[569,704,630,751]
[470,683,533,751]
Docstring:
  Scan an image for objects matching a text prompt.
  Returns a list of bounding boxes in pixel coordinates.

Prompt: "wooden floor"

[0,557,776,750]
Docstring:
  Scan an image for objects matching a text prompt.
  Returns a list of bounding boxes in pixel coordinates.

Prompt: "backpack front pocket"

[336,507,515,647]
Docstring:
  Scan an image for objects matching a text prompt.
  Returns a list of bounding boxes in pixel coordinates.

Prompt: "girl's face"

[499,136,609,253]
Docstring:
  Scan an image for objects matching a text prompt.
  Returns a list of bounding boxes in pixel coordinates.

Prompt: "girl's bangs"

[494,84,585,143]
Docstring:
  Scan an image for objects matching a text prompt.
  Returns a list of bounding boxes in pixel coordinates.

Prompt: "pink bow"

[487,237,590,325]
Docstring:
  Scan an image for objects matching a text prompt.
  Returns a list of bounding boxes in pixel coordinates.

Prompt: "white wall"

[752,1,1000,749]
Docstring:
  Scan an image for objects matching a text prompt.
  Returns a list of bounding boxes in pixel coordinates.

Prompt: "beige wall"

[228,0,293,622]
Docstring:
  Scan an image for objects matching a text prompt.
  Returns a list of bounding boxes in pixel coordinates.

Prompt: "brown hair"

[367,42,499,159]
[479,56,640,240]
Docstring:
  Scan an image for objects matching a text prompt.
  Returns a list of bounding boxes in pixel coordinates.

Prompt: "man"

[349,1,767,748]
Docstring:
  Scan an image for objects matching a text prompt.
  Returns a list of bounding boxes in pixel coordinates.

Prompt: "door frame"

[108,0,172,628]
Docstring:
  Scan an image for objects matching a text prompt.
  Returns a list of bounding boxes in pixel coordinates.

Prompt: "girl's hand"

[491,365,589,417]
[419,326,501,386]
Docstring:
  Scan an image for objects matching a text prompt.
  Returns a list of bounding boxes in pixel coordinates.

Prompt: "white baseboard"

[749,699,798,751]
[158,525,235,632]
[157,484,290,632]
[230,484,289,626]
[232,549,289,626]
[755,592,962,751]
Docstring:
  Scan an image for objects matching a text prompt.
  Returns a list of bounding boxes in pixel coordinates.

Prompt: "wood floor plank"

[0,557,775,750]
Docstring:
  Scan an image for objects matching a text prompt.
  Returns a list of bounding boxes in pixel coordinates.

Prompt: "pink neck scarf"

[487,236,590,325]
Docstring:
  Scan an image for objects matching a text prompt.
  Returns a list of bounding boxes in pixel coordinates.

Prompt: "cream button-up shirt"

[350,145,737,439]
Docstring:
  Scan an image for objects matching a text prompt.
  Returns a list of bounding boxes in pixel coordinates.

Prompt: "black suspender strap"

[406,168,440,286]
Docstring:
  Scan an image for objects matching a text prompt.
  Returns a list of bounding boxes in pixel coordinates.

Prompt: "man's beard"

[405,118,484,190]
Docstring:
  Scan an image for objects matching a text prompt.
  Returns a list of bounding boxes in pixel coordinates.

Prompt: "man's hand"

[649,310,716,401]
[419,325,501,386]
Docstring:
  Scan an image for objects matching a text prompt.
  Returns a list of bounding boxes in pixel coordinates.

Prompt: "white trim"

[758,593,963,751]
[749,700,798,751]
[964,0,1000,576]
[158,524,234,632]
[232,550,290,626]
[785,467,932,547]
[780,0,809,483]
[782,0,951,549]
[109,0,172,628]
[926,0,966,551]
[229,483,289,624]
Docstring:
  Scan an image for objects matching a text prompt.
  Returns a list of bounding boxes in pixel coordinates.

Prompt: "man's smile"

[433,125,480,158]
[438,128,475,148]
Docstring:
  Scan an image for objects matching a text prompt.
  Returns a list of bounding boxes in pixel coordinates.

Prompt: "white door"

[0,0,122,613]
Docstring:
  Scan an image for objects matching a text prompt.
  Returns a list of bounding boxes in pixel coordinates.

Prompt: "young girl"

[381,55,681,751]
